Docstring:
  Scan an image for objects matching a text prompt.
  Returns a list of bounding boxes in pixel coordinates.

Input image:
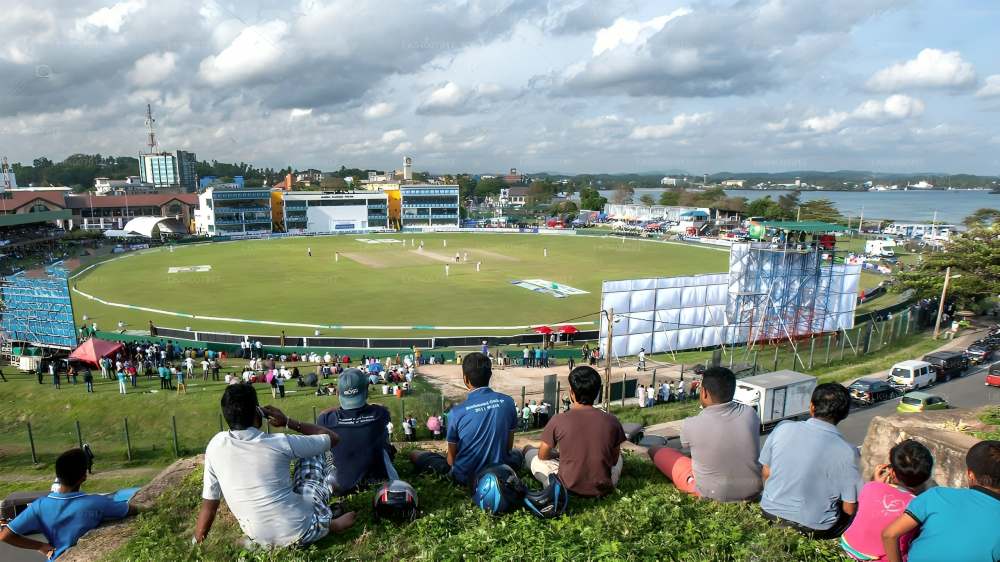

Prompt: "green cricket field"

[71,233,731,337]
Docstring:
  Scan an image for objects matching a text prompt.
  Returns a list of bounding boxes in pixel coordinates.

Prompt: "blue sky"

[0,0,998,175]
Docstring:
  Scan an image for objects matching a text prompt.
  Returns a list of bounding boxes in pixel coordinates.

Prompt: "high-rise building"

[139,150,198,191]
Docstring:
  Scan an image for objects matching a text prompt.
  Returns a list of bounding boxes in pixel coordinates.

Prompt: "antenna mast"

[145,104,158,153]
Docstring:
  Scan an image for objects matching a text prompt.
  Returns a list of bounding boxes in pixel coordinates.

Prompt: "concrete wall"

[860,409,987,488]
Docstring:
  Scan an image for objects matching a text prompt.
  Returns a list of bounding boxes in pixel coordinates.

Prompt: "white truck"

[865,239,896,258]
[733,370,818,431]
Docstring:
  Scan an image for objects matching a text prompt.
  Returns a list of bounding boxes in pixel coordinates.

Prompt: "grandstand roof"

[63,194,198,209]
[1,190,67,211]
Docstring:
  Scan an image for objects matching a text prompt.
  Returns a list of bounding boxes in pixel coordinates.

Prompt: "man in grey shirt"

[648,367,762,501]
[759,383,860,539]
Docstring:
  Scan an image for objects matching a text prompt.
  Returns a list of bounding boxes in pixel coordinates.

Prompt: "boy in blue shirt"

[0,448,136,559]
[317,368,396,495]
[881,439,1000,562]
[411,352,521,485]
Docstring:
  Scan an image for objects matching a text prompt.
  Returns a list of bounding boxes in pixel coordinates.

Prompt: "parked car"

[922,351,969,382]
[986,363,1000,388]
[964,342,994,365]
[897,392,950,413]
[889,360,936,391]
[848,378,896,405]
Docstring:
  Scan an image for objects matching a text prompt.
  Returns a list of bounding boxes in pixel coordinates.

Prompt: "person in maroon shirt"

[522,366,626,497]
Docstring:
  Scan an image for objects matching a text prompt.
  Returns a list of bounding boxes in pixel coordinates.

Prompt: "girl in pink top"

[840,440,934,561]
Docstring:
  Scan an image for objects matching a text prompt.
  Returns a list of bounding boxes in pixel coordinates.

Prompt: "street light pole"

[933,267,952,339]
[603,307,614,411]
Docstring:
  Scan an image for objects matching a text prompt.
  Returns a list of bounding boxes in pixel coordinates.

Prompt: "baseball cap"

[338,368,369,409]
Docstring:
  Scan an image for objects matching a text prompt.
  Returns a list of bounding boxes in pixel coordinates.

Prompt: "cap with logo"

[338,368,369,409]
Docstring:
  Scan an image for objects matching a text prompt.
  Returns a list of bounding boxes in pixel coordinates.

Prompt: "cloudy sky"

[2,0,999,174]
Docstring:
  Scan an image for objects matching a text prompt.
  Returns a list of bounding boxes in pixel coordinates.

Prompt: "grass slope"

[108,453,844,562]
[70,234,730,336]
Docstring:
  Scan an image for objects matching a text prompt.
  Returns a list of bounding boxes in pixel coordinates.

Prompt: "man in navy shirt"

[1,448,136,559]
[317,368,396,495]
[412,352,521,485]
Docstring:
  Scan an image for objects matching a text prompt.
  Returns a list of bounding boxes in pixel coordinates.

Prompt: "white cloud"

[363,102,395,119]
[802,95,924,132]
[574,114,624,129]
[425,82,464,109]
[289,108,313,121]
[381,129,406,143]
[592,9,692,56]
[976,75,1000,98]
[198,20,288,87]
[801,112,850,133]
[765,118,789,132]
[128,52,176,86]
[393,141,414,154]
[76,0,145,33]
[423,132,443,147]
[629,112,710,139]
[867,48,976,91]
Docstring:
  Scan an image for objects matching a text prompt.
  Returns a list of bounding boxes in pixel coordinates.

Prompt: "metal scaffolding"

[0,263,78,350]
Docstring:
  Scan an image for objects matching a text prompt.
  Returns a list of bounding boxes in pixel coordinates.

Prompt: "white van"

[889,360,935,390]
[865,239,896,258]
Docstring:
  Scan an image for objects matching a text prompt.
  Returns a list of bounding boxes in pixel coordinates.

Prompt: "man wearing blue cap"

[316,368,396,495]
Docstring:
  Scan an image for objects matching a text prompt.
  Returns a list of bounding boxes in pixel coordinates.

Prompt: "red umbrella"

[557,325,579,334]
[534,326,553,334]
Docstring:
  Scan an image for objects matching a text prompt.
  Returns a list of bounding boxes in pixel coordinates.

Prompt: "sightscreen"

[600,243,860,356]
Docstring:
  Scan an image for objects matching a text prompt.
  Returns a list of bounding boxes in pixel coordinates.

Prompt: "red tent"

[557,325,579,334]
[68,338,125,367]
[534,326,553,335]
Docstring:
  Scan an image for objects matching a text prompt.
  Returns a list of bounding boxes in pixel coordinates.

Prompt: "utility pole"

[932,267,952,339]
[603,308,614,411]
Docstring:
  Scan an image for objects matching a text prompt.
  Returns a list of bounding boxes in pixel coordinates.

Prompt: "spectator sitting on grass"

[194,384,356,547]
[759,383,861,539]
[881,439,1000,562]
[411,352,522,485]
[523,366,626,497]
[316,368,396,496]
[0,448,137,559]
[839,439,934,562]
[649,367,763,502]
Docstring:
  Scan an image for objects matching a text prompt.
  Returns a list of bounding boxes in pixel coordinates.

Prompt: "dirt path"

[417,360,684,402]
[341,251,390,268]
[410,249,465,264]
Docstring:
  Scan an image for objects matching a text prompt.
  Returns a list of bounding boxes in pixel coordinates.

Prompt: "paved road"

[838,359,1000,445]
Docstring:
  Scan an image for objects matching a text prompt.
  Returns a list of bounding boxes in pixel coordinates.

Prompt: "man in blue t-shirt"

[411,352,521,485]
[1,448,135,559]
[881,439,1000,562]
[317,368,395,495]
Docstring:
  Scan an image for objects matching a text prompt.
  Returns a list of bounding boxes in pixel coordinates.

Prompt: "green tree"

[797,199,843,222]
[777,190,801,216]
[895,221,1000,307]
[746,196,789,219]
[962,208,1000,229]
[611,184,635,204]
[659,189,682,206]
[579,187,607,211]
[639,194,655,206]
[475,177,506,197]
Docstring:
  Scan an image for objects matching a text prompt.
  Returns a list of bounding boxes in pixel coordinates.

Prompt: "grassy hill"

[105,453,845,562]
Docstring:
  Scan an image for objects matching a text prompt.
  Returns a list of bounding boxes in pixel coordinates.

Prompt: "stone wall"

[859,409,988,488]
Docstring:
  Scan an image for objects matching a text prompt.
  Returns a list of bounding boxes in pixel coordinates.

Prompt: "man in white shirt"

[201,359,210,380]
[638,348,646,371]
[194,384,355,547]
[184,356,194,377]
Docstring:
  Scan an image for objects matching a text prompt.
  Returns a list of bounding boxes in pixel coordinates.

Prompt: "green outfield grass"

[71,234,731,337]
